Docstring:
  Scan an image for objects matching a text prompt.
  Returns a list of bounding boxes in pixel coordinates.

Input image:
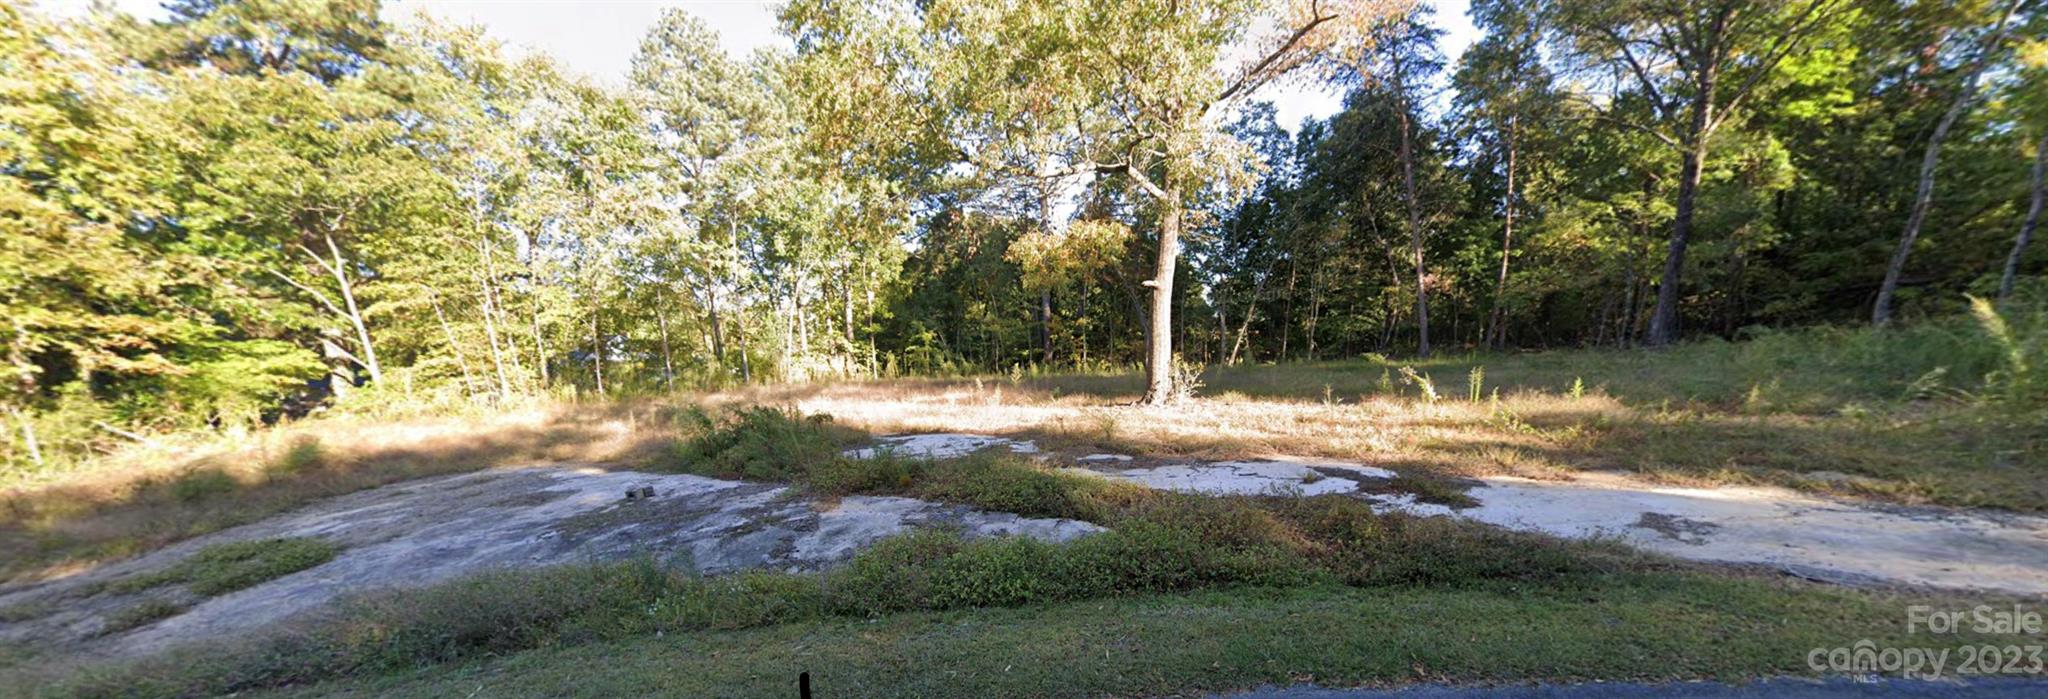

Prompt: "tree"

[925,0,1410,402]
[1994,16,2046,304]
[1873,0,2029,325]
[1544,0,1852,345]
[1455,0,1561,348]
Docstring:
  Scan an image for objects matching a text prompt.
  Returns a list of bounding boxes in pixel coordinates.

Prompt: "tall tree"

[1545,0,1851,345]
[1873,0,2029,325]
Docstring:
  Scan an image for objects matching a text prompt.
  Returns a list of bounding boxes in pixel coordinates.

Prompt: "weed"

[110,537,340,597]
[1397,366,1438,403]
[672,406,863,481]
[167,469,236,503]
[268,437,327,476]
[99,598,187,635]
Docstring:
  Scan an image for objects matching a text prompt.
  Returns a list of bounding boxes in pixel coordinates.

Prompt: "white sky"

[56,0,1479,131]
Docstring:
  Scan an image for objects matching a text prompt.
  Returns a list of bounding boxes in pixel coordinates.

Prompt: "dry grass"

[7,344,2041,586]
[708,362,2043,512]
[0,400,694,583]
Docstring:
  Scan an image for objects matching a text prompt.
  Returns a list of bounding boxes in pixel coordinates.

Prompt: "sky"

[57,0,1480,131]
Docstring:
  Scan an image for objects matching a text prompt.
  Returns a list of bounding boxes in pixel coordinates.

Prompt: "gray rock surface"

[0,464,1100,658]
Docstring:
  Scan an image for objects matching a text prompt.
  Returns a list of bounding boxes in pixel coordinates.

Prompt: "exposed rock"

[0,465,1099,659]
[842,433,1040,460]
[1097,458,1396,497]
[1076,453,1134,463]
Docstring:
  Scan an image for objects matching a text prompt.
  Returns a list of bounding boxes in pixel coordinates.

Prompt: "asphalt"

[1213,678,2048,698]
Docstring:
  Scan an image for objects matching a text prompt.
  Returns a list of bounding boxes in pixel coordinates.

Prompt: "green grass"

[109,537,340,597]
[239,578,2029,698]
[97,599,187,636]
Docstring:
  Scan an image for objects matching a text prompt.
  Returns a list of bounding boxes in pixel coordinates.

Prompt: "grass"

[109,537,340,597]
[8,311,2042,588]
[48,567,2033,699]
[97,599,187,636]
[761,321,2048,511]
[21,404,2014,698]
[1,401,694,583]
[33,411,1630,699]
[11,343,2047,697]
[299,581,2024,698]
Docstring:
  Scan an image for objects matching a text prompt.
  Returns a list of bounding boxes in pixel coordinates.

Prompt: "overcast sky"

[57,0,1481,130]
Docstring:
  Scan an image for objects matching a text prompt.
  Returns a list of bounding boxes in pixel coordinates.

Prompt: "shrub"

[928,537,1065,608]
[167,468,238,503]
[825,529,962,616]
[808,453,925,495]
[674,406,862,481]
[267,437,328,477]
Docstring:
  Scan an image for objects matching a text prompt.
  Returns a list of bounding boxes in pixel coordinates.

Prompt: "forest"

[6,0,2047,474]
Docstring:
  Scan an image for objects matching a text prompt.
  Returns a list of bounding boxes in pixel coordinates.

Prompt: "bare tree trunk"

[474,226,513,398]
[318,233,382,383]
[1305,268,1323,361]
[1141,192,1183,404]
[706,281,727,367]
[656,307,676,391]
[1875,2,2021,326]
[1486,115,1519,349]
[427,291,477,397]
[320,335,354,401]
[1226,267,1269,366]
[5,405,42,469]
[1279,260,1298,360]
[1039,290,1054,365]
[1999,134,2046,304]
[589,312,604,396]
[529,300,550,387]
[1397,102,1431,358]
[734,305,753,383]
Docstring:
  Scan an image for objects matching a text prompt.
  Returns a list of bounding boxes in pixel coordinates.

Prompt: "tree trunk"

[656,307,676,391]
[6,404,42,469]
[320,335,354,401]
[1875,2,2019,326]
[529,299,550,386]
[1279,260,1298,360]
[1141,193,1183,405]
[318,233,382,383]
[1486,115,1519,349]
[1999,134,2046,304]
[734,304,754,383]
[1397,104,1430,358]
[475,240,513,398]
[1645,136,1705,346]
[427,292,477,397]
[1039,290,1054,365]
[589,312,604,396]
[706,281,727,367]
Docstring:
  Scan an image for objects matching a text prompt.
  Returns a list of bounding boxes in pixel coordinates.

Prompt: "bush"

[911,452,1102,521]
[808,452,925,495]
[673,406,862,481]
[167,468,238,503]
[928,537,1065,608]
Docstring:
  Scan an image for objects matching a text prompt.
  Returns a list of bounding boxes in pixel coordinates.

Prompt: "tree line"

[3,0,2044,471]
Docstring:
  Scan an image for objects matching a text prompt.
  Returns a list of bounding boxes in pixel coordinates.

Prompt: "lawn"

[264,578,2030,698]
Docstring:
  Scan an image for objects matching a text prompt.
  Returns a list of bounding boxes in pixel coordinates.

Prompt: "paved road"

[1215,678,2048,698]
